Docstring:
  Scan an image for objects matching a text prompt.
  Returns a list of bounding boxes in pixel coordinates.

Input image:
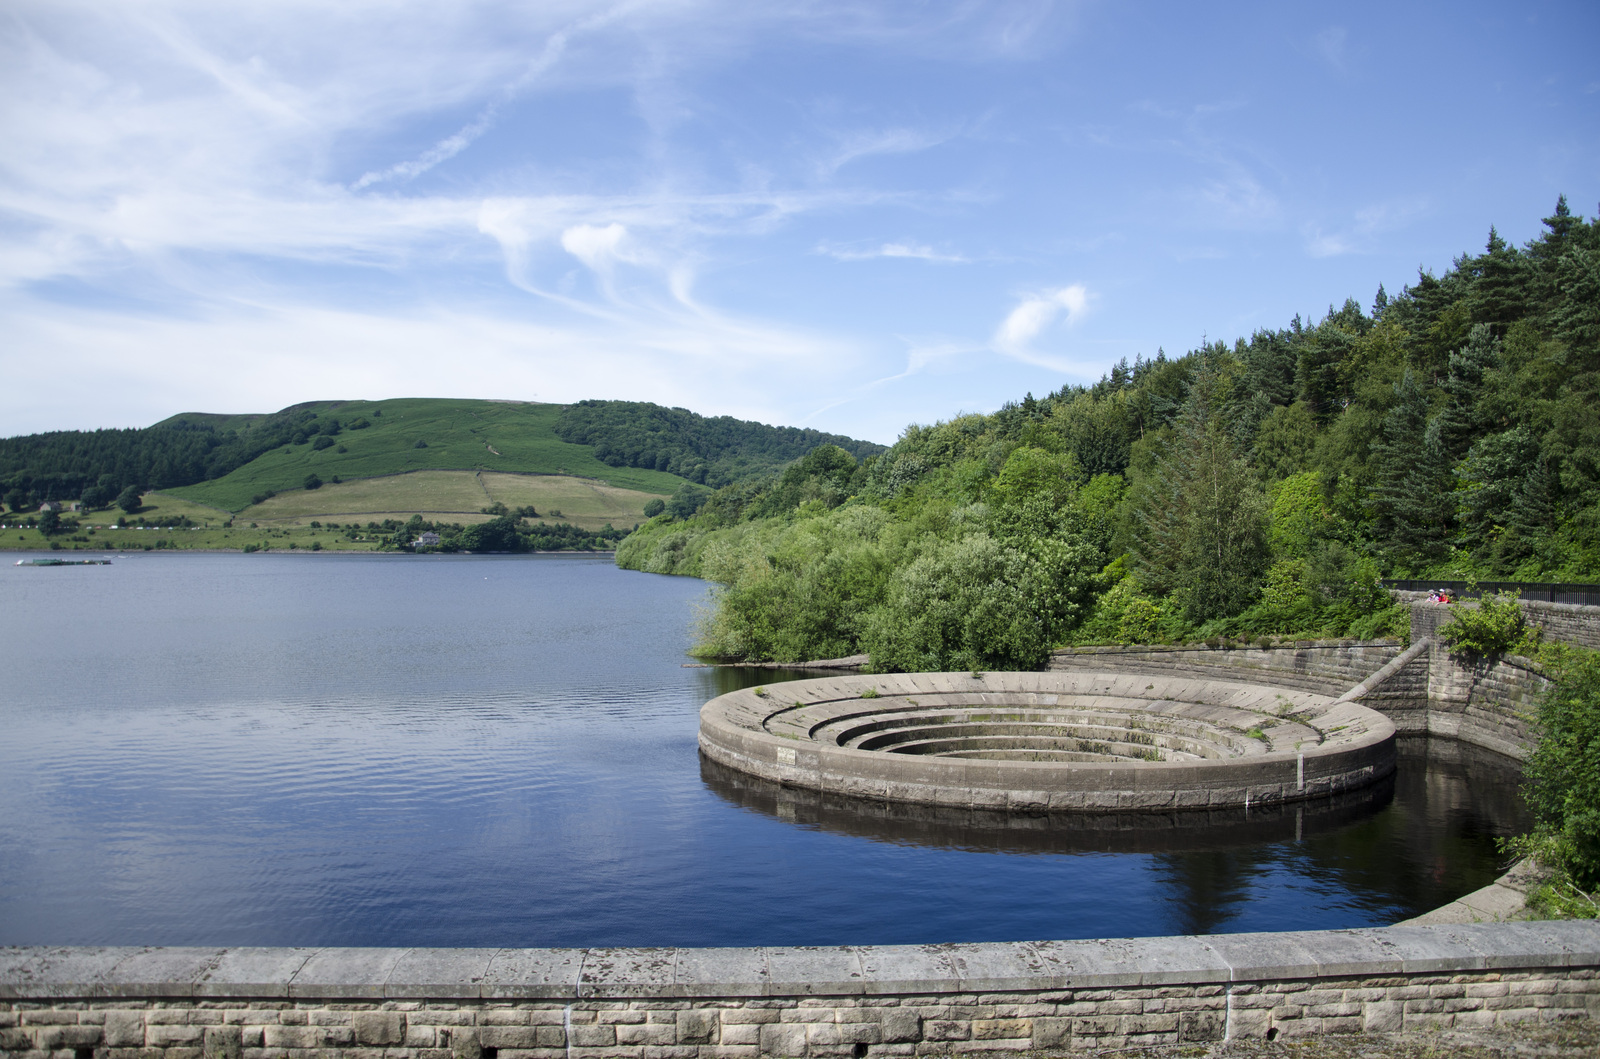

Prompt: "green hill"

[2,397,885,516]
[162,399,686,511]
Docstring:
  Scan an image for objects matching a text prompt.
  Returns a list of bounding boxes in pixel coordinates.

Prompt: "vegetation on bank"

[0,490,626,555]
[618,198,1599,669]
[1506,639,1600,917]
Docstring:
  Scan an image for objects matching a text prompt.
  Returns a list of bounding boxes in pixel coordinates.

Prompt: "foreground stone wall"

[5,924,1599,1057]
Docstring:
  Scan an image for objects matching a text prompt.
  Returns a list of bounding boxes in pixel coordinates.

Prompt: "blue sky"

[2,1,1597,444]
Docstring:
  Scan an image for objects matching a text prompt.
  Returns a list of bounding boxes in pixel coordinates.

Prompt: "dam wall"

[1048,597,1591,760]
[5,924,1600,1057]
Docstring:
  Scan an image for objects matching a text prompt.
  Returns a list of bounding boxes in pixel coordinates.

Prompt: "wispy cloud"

[1303,197,1429,258]
[816,240,968,263]
[815,127,951,179]
[1313,26,1348,72]
[353,107,500,189]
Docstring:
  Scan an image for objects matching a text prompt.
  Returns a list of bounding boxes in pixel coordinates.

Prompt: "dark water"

[0,553,1529,948]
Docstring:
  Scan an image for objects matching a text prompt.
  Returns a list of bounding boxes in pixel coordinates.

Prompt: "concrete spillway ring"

[698,670,1396,812]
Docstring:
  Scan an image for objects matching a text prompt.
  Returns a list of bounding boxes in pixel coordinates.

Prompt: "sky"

[2,1,1597,445]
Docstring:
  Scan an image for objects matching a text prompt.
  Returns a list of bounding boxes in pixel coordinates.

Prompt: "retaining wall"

[5,924,1600,1057]
[1049,599,1560,760]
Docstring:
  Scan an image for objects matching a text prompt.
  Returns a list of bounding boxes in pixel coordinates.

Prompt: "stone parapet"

[4,923,1598,1055]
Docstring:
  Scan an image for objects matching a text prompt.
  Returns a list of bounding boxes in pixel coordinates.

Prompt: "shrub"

[1438,591,1536,656]
[643,498,666,518]
[303,473,323,490]
[312,436,334,450]
[1505,647,1600,898]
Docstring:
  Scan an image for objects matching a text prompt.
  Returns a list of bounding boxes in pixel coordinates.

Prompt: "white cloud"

[992,284,1088,363]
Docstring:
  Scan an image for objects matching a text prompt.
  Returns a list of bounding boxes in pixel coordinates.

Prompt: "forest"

[617,197,1600,671]
[553,399,885,487]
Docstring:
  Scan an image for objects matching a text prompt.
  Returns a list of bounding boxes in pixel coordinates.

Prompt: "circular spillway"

[699,670,1396,812]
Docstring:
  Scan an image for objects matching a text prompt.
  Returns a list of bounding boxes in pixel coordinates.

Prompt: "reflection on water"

[0,553,1532,947]
[701,755,1399,855]
[703,735,1530,933]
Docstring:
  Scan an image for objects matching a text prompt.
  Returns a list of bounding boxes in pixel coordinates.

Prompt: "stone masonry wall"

[1049,599,1563,760]
[1393,593,1600,652]
[4,924,1599,1057]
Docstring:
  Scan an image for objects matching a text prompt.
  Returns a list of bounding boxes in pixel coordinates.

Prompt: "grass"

[237,470,663,531]
[165,398,689,511]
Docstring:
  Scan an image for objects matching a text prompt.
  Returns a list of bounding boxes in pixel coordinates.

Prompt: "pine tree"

[1369,371,1453,565]
[1131,364,1270,623]
[1470,226,1530,335]
[1437,324,1502,458]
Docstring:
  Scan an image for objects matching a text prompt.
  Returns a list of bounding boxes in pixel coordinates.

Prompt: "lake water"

[0,552,1528,948]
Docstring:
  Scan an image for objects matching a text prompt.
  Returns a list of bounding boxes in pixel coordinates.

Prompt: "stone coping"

[5,922,1599,1001]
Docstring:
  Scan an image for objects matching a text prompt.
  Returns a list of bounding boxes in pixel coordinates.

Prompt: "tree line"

[0,405,361,512]
[553,400,886,488]
[617,196,1600,670]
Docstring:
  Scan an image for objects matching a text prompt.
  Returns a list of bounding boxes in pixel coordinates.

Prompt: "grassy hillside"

[237,470,659,531]
[165,398,686,511]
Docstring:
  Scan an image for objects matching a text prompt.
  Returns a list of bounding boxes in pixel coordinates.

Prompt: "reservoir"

[0,552,1527,948]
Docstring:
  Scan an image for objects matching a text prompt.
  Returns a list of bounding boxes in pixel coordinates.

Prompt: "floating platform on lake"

[699,670,1395,813]
[14,558,113,566]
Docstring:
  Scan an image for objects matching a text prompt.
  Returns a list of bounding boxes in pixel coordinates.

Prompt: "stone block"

[922,1021,969,1042]
[202,1025,243,1059]
[879,1011,921,1043]
[352,1012,406,1046]
[1177,1010,1223,1042]
[598,1010,647,1025]
[641,1047,698,1059]
[104,1012,145,1047]
[1030,1017,1070,1050]
[717,1023,760,1047]
[480,1010,532,1026]
[478,1026,540,1049]
[758,1023,806,1057]
[1362,1002,1402,1033]
[720,1010,779,1026]
[406,1025,439,1047]
[569,1024,617,1048]
[148,1023,205,1046]
[21,1011,81,1025]
[1118,1013,1175,1036]
[675,1010,718,1045]
[836,1023,882,1045]
[970,1019,1029,1040]
[534,1025,568,1048]
[1223,1010,1271,1039]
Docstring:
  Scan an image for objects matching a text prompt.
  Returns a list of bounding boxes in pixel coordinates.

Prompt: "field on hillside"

[166,398,688,511]
[237,470,665,531]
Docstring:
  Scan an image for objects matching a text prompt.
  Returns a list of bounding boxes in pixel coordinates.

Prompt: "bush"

[863,533,1098,672]
[1505,648,1600,897]
[303,473,323,490]
[643,498,666,518]
[312,436,335,450]
[1439,591,1536,656]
